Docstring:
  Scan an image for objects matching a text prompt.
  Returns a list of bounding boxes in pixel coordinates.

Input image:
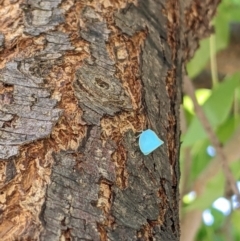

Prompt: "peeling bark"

[0,0,219,240]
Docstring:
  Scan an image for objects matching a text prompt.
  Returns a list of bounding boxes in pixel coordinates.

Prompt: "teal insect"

[139,129,164,155]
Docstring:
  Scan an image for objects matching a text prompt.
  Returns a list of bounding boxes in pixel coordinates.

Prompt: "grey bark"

[0,0,193,241]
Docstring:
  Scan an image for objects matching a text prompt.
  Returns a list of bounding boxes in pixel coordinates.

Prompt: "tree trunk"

[0,0,218,240]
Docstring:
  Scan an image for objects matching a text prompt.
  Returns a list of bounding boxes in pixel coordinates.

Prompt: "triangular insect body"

[139,129,164,155]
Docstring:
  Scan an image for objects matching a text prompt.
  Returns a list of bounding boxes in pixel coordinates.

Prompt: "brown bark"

[0,0,218,240]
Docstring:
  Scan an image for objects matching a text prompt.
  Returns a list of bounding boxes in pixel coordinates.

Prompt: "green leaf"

[184,89,212,114]
[185,172,224,211]
[214,14,229,51]
[204,75,239,124]
[182,73,240,147]
[232,212,240,240]
[235,85,240,102]
[186,0,240,79]
[185,160,240,211]
[218,1,240,22]
[190,140,211,182]
[210,208,225,229]
[187,38,210,78]
[217,116,240,143]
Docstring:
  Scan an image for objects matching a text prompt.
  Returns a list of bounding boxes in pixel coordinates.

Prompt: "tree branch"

[181,121,240,241]
[180,210,202,241]
[194,126,240,194]
[184,76,240,197]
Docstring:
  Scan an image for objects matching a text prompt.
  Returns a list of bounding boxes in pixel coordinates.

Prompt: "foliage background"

[181,0,240,240]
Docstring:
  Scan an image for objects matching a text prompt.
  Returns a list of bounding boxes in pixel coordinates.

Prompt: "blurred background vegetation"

[180,0,240,240]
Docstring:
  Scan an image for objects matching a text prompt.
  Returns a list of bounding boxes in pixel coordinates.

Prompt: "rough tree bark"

[0,0,219,240]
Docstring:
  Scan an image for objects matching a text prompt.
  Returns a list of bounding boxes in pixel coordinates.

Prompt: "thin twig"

[181,128,240,241]
[194,126,240,193]
[184,76,240,198]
